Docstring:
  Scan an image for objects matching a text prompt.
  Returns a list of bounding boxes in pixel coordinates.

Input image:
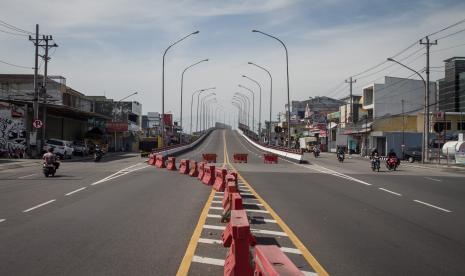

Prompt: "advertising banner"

[106,122,128,132]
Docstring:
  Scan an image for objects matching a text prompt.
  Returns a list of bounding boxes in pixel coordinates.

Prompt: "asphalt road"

[2,128,465,275]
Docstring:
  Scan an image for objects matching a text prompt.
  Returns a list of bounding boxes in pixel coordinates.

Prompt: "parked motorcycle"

[337,153,345,163]
[371,156,380,172]
[386,157,399,171]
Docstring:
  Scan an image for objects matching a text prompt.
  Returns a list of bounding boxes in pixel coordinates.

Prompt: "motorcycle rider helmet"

[48,147,54,153]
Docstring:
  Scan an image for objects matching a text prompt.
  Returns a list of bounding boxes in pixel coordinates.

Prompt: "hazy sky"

[1,0,465,127]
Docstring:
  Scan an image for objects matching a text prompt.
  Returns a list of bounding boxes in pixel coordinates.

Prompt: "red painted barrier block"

[148,153,155,165]
[178,159,190,174]
[254,245,304,276]
[213,168,228,192]
[166,157,177,171]
[197,162,206,180]
[201,165,216,185]
[155,154,166,168]
[189,160,199,177]
[233,153,248,163]
[263,153,278,164]
[222,182,239,211]
[226,171,238,186]
[202,153,217,163]
[222,209,256,276]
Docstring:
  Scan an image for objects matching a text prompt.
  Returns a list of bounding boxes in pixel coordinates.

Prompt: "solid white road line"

[65,187,87,196]
[203,224,225,230]
[192,256,224,266]
[213,195,223,199]
[18,173,37,179]
[413,200,452,213]
[252,218,277,223]
[23,199,56,213]
[198,238,223,245]
[378,188,402,196]
[211,200,223,204]
[251,228,288,236]
[209,206,224,210]
[0,219,5,223]
[209,206,269,213]
[424,177,442,182]
[91,164,150,185]
[207,214,222,218]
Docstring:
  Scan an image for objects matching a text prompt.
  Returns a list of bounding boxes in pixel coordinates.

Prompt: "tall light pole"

[190,87,215,134]
[197,89,216,132]
[180,58,208,134]
[232,101,243,126]
[242,75,262,140]
[200,94,215,132]
[252,30,291,148]
[114,92,138,151]
[387,57,428,163]
[249,62,273,145]
[232,99,244,125]
[203,98,217,132]
[234,93,251,130]
[161,30,199,146]
[238,84,255,133]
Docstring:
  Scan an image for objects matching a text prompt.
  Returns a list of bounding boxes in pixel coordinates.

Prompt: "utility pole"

[39,35,58,149]
[402,99,405,157]
[345,77,356,124]
[28,24,40,156]
[420,36,437,162]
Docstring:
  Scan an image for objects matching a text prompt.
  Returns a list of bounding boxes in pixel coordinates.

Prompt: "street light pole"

[242,75,262,140]
[180,58,208,134]
[249,62,273,145]
[203,98,216,132]
[190,87,215,134]
[161,30,199,146]
[197,90,216,133]
[200,94,215,132]
[387,57,428,163]
[252,30,291,148]
[232,99,244,125]
[234,93,251,130]
[238,85,255,133]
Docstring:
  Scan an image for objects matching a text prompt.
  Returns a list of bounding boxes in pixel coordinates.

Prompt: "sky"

[1,0,465,129]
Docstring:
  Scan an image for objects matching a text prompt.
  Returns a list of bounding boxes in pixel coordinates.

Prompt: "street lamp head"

[387,57,394,62]
[252,30,258,32]
[248,62,253,64]
[242,75,246,78]
[192,31,200,34]
[204,58,209,62]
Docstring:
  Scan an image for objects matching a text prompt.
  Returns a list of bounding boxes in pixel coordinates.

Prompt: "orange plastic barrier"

[148,153,155,165]
[166,157,177,171]
[197,162,206,180]
[155,154,166,168]
[201,165,216,185]
[179,159,190,174]
[233,153,248,163]
[254,245,304,276]
[222,209,256,276]
[202,153,217,163]
[213,168,228,192]
[189,160,199,177]
[263,153,278,164]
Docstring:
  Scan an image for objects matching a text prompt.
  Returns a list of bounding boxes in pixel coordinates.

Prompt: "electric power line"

[0,19,33,34]
[435,27,465,41]
[0,58,33,69]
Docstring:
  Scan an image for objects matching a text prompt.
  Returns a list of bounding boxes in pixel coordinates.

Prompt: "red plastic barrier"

[233,153,248,163]
[148,153,155,165]
[226,171,238,186]
[166,157,177,171]
[263,153,278,164]
[202,153,217,163]
[213,168,228,192]
[254,245,304,276]
[155,154,166,168]
[189,160,199,177]
[179,159,190,174]
[197,162,206,180]
[222,182,239,210]
[222,209,256,276]
[202,165,216,185]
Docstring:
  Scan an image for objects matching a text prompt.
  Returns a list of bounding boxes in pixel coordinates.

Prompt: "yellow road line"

[225,134,329,276]
[176,188,216,276]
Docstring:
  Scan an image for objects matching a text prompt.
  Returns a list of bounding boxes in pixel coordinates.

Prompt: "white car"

[43,139,74,159]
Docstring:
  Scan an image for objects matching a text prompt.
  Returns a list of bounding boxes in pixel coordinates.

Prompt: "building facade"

[438,57,465,112]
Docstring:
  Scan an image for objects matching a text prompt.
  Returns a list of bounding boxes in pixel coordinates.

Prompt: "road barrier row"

[152,151,304,275]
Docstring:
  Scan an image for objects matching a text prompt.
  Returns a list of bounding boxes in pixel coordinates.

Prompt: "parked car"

[72,141,89,156]
[43,139,74,159]
[403,147,422,163]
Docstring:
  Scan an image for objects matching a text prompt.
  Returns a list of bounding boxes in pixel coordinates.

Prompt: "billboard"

[106,122,128,132]
[163,114,173,126]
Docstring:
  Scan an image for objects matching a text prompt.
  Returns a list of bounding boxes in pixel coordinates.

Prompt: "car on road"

[72,141,89,156]
[403,147,422,163]
[43,139,74,159]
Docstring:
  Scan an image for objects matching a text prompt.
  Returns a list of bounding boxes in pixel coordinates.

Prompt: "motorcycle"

[313,148,320,158]
[371,156,380,172]
[386,157,399,171]
[94,150,104,162]
[43,160,59,177]
[337,153,345,163]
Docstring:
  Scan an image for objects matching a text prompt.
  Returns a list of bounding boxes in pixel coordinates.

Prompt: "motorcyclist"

[370,148,379,159]
[43,148,60,169]
[337,147,345,158]
[388,149,400,166]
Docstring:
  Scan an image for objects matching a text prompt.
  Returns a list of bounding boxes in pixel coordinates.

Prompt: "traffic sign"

[33,119,43,129]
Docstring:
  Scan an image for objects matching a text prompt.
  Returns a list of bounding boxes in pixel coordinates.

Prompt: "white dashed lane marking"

[413,200,451,213]
[65,187,87,196]
[378,188,402,196]
[192,256,225,266]
[23,199,56,213]
[0,219,5,223]
[18,173,37,179]
[424,177,441,182]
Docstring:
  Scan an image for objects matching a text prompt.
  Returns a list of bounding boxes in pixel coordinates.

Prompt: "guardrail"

[237,129,304,163]
[153,128,215,157]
